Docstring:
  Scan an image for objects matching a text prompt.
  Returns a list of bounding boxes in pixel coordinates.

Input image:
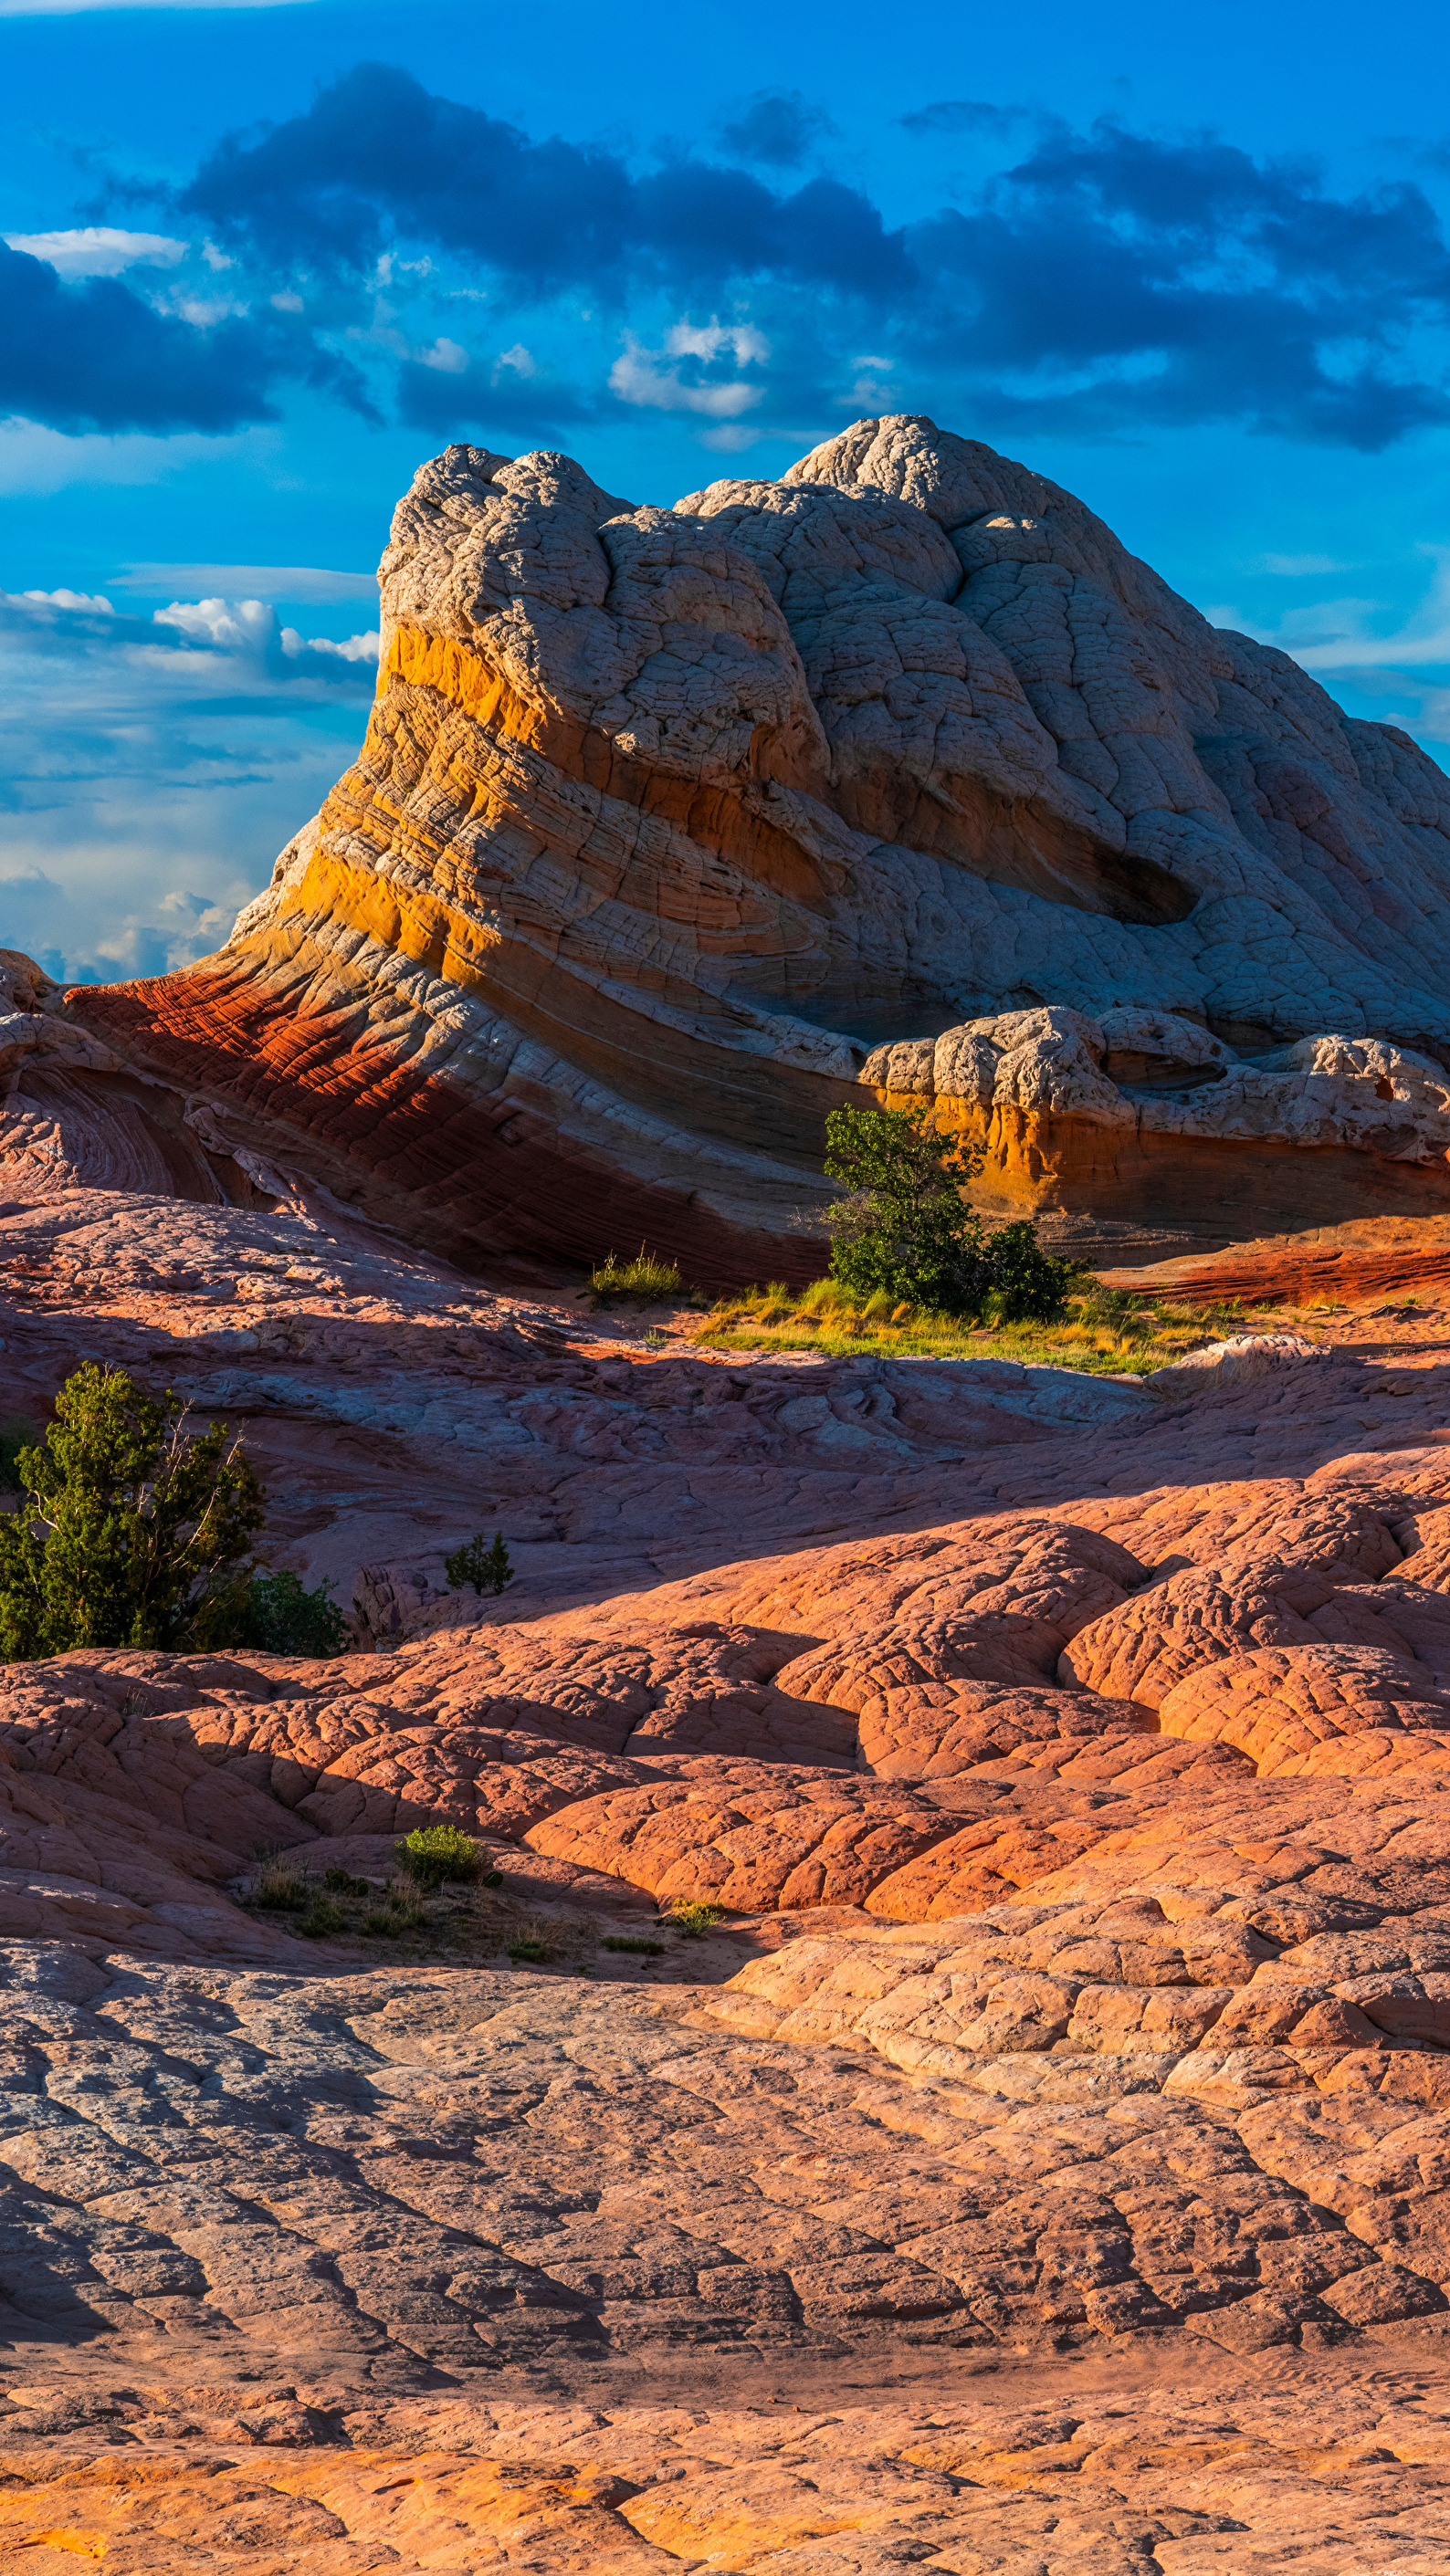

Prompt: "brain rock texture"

[8,413,1449,1278]
[4,1185,1450,2558]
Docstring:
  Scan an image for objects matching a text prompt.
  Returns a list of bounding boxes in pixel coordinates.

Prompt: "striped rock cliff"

[26,414,1450,1274]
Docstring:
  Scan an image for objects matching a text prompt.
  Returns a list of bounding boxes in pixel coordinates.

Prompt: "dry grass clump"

[691,1278,1253,1377]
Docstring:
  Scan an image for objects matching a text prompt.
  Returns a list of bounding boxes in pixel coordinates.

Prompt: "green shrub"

[977,1221,1081,1325]
[243,1568,350,1658]
[396,1823,482,1888]
[248,1854,309,1911]
[324,1867,369,1896]
[590,1248,683,1299]
[601,1935,664,1954]
[445,1532,512,1596]
[0,1365,266,1663]
[664,1900,724,1937]
[297,1896,346,1939]
[823,1105,1078,1323]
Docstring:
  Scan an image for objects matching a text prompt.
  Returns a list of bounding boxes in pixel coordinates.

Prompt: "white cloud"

[270,289,304,314]
[279,627,379,664]
[152,594,379,669]
[666,319,770,366]
[495,343,537,379]
[3,226,186,278]
[114,563,376,603]
[0,582,374,984]
[155,595,276,652]
[416,336,468,374]
[610,320,768,420]
[20,588,113,614]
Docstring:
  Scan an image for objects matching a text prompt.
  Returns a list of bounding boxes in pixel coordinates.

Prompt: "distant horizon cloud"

[114,561,378,601]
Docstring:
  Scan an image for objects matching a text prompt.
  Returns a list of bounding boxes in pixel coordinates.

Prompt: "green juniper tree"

[0,1363,266,1660]
[445,1531,513,1596]
[823,1104,1078,1322]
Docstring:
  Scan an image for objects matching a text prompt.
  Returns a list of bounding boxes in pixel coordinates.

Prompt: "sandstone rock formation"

[6,1173,1450,2561]
[8,414,1450,1277]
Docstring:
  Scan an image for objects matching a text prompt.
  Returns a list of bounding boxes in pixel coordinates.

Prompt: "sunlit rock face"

[37,414,1450,1275]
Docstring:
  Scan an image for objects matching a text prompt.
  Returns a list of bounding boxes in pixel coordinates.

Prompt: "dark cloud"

[898,99,1030,138]
[0,240,376,435]
[907,122,1450,448]
[718,91,835,169]
[16,77,1424,456]
[181,64,909,302]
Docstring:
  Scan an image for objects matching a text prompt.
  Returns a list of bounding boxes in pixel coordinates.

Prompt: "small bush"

[823,1106,1077,1323]
[977,1221,1081,1325]
[509,1937,549,1963]
[248,1855,309,1911]
[243,1568,350,1658]
[396,1824,482,1888]
[445,1532,512,1596]
[363,1887,423,1937]
[601,1935,664,1955]
[664,1900,724,1937]
[590,1247,683,1300]
[297,1897,346,1939]
[0,1362,264,1661]
[324,1867,369,1896]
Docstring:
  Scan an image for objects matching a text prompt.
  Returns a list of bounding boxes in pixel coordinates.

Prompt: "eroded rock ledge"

[16,413,1450,1272]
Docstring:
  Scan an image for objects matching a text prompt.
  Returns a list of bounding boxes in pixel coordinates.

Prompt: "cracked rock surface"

[5,1196,1450,2558]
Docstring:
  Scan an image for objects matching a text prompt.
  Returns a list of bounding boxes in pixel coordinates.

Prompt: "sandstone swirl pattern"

[16,414,1450,1272]
[5,1197,1450,2559]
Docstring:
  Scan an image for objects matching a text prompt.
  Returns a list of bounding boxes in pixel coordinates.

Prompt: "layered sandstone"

[6,414,1447,1276]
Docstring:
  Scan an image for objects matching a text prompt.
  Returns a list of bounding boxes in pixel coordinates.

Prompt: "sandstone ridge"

[5,415,1448,1274]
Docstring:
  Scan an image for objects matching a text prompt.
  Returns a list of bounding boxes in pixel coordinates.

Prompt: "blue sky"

[4,0,1450,982]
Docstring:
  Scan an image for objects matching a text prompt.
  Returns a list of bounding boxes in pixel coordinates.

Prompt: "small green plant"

[324,1867,369,1896]
[248,1854,309,1911]
[509,1937,549,1963]
[663,1901,725,1938]
[297,1895,346,1939]
[363,1885,423,1937]
[590,1247,684,1300]
[396,1823,483,1888]
[243,1568,350,1658]
[601,1935,665,1954]
[445,1532,513,1596]
[0,1362,265,1661]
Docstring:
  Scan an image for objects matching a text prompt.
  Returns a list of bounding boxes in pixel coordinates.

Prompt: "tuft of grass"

[363,1885,424,1937]
[664,1900,725,1938]
[509,1937,550,1963]
[297,1896,346,1939]
[688,1277,1232,1377]
[396,1824,483,1889]
[591,1246,684,1300]
[247,1853,310,1911]
[601,1935,665,1955]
